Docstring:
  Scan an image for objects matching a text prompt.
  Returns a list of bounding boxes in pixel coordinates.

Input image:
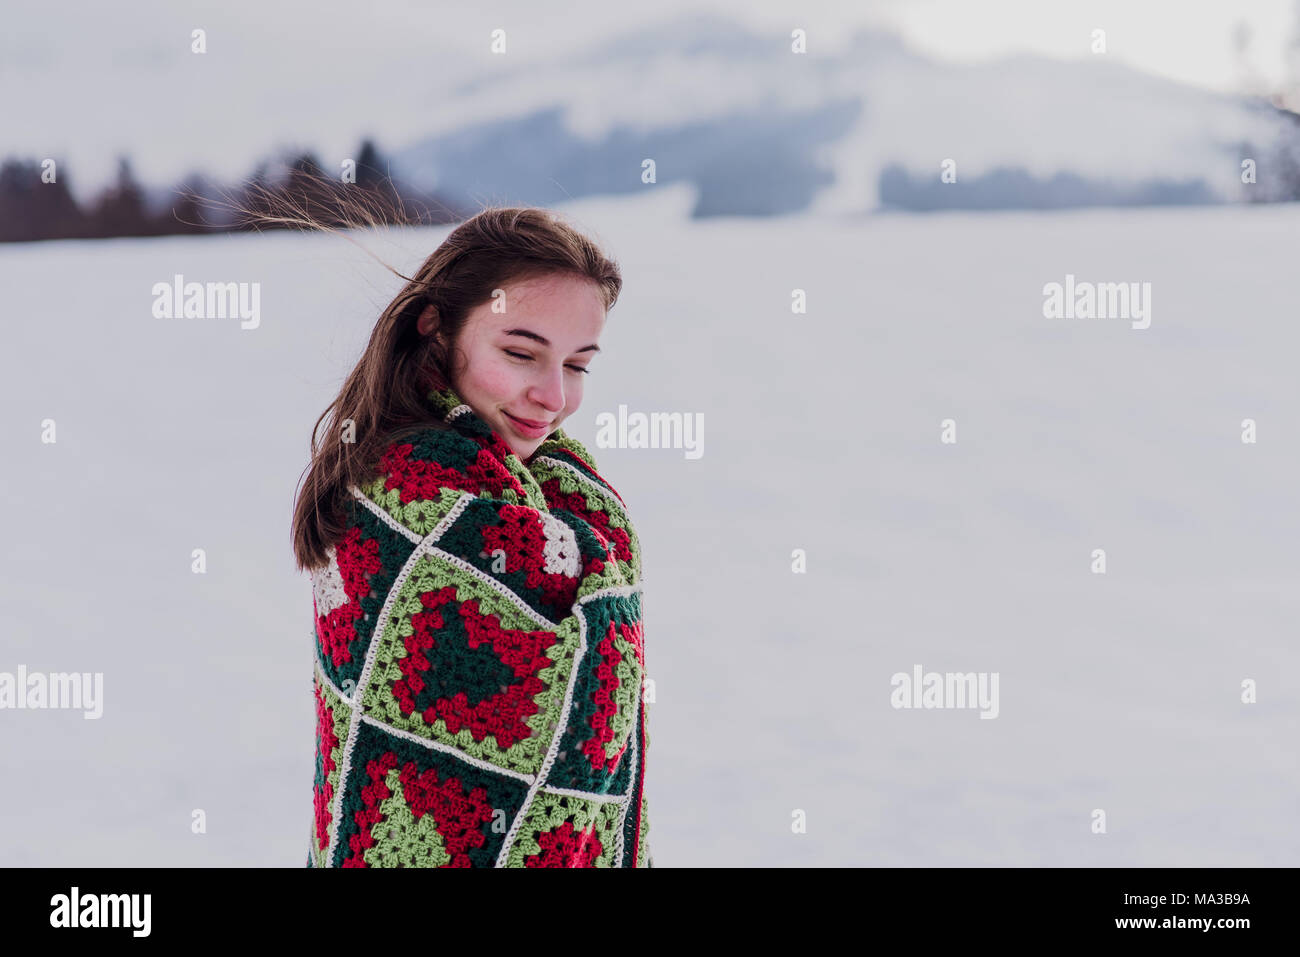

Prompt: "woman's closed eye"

[504,349,590,374]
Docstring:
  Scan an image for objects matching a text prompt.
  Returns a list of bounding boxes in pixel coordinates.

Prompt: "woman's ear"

[416,303,438,337]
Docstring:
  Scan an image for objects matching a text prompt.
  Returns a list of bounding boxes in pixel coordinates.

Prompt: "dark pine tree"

[85,156,155,238]
[353,138,410,223]
[0,158,87,242]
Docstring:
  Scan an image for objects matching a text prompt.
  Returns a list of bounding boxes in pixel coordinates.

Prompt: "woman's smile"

[503,410,553,437]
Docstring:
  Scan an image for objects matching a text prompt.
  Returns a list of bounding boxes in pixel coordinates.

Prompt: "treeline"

[0,139,467,243]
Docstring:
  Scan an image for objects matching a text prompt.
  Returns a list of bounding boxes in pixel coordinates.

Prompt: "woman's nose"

[529,365,565,412]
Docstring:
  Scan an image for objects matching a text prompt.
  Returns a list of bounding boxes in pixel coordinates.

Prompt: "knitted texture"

[306,387,652,867]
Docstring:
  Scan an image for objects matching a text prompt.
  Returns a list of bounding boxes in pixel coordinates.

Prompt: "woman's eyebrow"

[503,328,600,353]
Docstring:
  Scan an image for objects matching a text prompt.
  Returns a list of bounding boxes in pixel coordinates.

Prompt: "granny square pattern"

[307,388,651,867]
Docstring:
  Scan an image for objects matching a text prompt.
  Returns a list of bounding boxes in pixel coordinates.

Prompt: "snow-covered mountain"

[389,14,1300,215]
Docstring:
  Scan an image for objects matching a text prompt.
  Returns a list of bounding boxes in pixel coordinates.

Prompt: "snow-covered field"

[1,183,1296,866]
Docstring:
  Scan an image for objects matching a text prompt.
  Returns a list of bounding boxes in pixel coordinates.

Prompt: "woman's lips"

[504,411,552,437]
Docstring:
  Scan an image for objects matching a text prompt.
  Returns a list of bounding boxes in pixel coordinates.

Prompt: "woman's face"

[421,272,607,461]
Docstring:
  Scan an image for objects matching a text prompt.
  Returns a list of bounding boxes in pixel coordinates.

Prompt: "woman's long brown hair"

[206,173,623,571]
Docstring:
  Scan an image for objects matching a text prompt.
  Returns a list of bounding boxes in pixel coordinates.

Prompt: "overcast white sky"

[5,0,1299,199]
[871,0,1298,89]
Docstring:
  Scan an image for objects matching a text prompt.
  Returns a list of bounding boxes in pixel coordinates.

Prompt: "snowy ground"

[1,184,1296,866]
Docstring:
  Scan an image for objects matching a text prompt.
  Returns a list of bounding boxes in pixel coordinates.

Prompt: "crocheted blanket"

[306,388,651,867]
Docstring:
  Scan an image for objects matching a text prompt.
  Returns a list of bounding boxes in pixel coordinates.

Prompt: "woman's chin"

[510,439,539,461]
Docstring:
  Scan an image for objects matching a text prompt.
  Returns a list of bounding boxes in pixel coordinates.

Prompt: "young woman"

[290,206,651,867]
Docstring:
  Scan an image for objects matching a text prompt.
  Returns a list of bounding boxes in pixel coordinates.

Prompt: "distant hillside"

[388,16,1300,215]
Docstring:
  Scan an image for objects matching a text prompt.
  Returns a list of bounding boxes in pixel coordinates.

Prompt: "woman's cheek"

[483,359,520,395]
